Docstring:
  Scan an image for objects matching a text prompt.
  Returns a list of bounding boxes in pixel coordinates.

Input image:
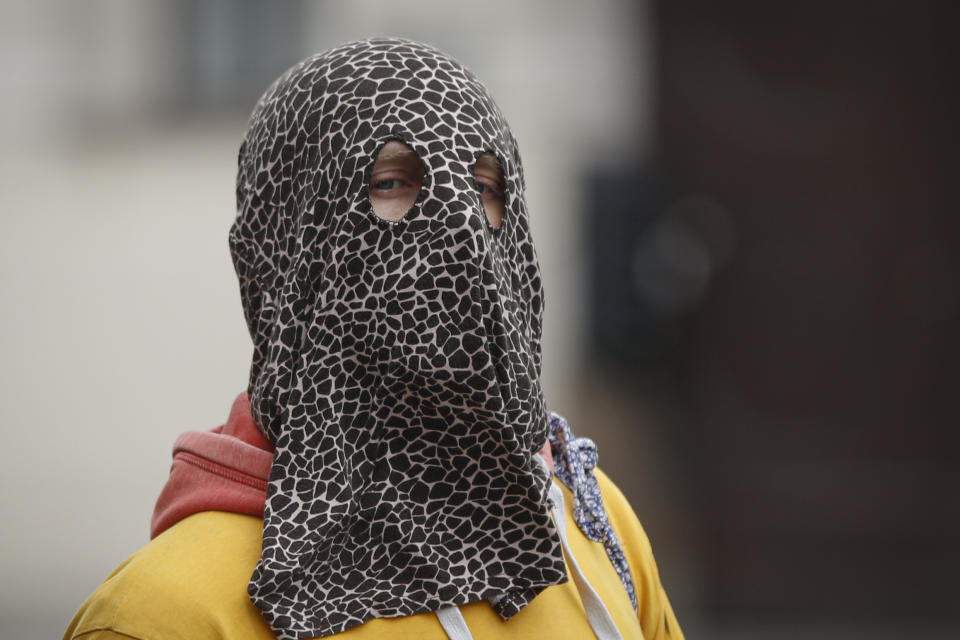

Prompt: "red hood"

[151,393,274,538]
[151,392,554,538]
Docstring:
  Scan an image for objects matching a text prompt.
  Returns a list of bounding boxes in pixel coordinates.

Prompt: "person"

[63,38,683,640]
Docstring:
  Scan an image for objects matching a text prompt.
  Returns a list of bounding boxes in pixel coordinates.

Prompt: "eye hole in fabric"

[369,140,426,223]
[473,152,506,230]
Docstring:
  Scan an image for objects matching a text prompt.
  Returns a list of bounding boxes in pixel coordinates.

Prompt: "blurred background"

[1,1,957,637]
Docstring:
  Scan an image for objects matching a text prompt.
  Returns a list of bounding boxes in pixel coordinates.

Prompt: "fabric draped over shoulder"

[230,38,564,639]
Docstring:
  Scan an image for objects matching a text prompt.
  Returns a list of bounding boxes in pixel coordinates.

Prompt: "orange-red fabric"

[150,393,274,538]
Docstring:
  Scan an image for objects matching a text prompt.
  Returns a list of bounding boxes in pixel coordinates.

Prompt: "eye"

[476,182,502,197]
[369,141,425,222]
[473,153,505,229]
[372,178,405,192]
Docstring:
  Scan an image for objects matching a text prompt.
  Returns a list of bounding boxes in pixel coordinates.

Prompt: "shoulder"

[63,511,273,640]
[547,411,684,639]
[593,468,655,559]
[593,468,685,640]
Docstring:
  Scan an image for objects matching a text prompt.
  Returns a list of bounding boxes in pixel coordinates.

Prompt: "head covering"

[230,38,566,638]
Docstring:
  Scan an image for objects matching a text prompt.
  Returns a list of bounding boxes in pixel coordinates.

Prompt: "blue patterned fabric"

[548,413,638,612]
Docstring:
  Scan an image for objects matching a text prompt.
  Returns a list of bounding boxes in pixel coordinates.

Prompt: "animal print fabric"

[230,39,567,638]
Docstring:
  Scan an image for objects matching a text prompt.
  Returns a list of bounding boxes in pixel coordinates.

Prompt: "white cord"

[436,604,474,640]
[435,455,625,640]
[549,480,624,640]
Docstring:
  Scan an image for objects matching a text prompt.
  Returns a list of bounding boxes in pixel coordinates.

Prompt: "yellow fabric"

[64,472,683,640]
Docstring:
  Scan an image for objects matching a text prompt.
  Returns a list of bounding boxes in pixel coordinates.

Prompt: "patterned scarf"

[230,38,567,639]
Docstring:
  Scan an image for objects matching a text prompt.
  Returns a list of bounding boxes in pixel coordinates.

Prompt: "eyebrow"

[474,154,504,182]
[376,145,419,163]
[476,153,502,168]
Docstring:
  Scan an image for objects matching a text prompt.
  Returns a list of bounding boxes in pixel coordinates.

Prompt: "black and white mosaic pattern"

[230,38,567,638]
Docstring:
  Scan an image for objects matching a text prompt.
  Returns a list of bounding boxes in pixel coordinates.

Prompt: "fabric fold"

[152,392,553,540]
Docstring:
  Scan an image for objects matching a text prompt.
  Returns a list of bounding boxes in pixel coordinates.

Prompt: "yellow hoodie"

[64,470,682,640]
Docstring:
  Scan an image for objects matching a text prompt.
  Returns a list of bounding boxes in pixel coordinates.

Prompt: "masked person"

[64,38,683,640]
